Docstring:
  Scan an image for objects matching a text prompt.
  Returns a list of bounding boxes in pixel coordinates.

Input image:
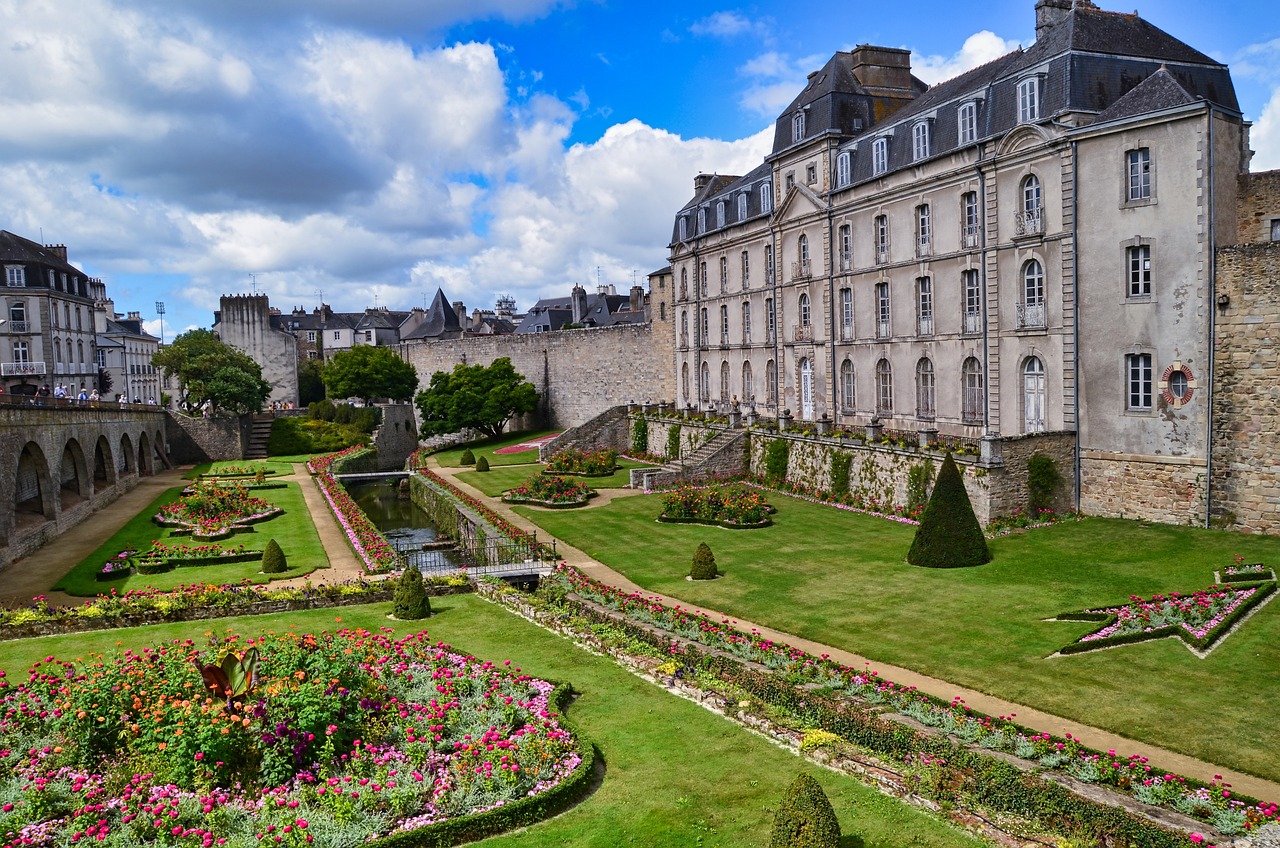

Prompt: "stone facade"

[164,412,246,463]
[1079,452,1205,525]
[213,295,300,408]
[400,321,675,431]
[1234,169,1280,244]
[368,403,419,471]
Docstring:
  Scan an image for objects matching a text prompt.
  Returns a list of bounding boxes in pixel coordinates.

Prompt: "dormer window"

[697,208,706,233]
[836,151,851,187]
[737,193,748,220]
[1017,76,1041,123]
[912,121,931,161]
[958,101,978,145]
[760,182,773,214]
[792,111,805,143]
[5,266,25,287]
[872,137,889,176]
[679,216,688,240]
[716,201,726,229]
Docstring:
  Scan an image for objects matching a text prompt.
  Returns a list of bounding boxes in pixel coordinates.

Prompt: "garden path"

[427,455,1280,804]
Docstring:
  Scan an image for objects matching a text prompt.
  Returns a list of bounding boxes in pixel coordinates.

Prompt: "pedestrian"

[77,386,88,402]
[89,388,100,403]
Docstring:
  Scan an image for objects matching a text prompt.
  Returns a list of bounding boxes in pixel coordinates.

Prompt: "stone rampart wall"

[1079,453,1205,525]
[369,403,418,471]
[1236,169,1280,243]
[165,413,245,463]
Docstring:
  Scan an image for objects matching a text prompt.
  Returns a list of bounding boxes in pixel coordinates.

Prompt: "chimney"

[452,300,466,327]
[1035,0,1073,39]
[693,173,714,193]
[849,45,914,94]
[571,285,588,324]
[630,285,643,312]
[127,310,141,320]
[45,244,68,262]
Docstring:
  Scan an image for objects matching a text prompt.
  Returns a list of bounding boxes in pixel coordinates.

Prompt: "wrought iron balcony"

[1015,207,1044,237]
[1,321,31,333]
[917,316,934,336]
[2,361,45,376]
[1016,301,1046,330]
[962,225,980,249]
[963,311,982,334]
[791,259,812,281]
[792,324,814,343]
[838,251,852,272]
[916,235,932,257]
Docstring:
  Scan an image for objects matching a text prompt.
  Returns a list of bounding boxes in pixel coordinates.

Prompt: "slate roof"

[400,288,462,340]
[1092,65,1197,123]
[0,230,81,274]
[515,292,639,333]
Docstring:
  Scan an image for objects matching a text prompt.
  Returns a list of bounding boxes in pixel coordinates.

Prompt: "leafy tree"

[152,329,270,415]
[416,357,539,439]
[770,773,841,848]
[906,453,991,568]
[322,345,418,406]
[298,358,326,407]
[97,368,113,395]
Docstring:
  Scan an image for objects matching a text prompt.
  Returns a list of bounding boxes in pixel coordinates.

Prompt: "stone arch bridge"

[0,400,171,568]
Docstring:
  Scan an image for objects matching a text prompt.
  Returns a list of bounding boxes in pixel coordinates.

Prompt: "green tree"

[416,357,539,439]
[322,346,418,406]
[770,773,841,848]
[298,358,326,407]
[152,329,270,415]
[906,453,991,568]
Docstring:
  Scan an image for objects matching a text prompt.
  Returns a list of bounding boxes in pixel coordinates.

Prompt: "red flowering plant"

[544,448,617,476]
[502,475,596,507]
[0,629,585,848]
[311,457,399,575]
[156,481,282,540]
[658,483,773,527]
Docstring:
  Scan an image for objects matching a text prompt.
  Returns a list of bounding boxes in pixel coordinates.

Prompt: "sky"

[2,0,1277,340]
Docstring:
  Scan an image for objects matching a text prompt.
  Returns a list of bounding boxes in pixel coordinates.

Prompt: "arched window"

[1019,174,1043,235]
[1022,174,1041,213]
[792,111,805,142]
[799,292,811,326]
[1020,259,1046,328]
[700,361,710,402]
[1023,356,1046,432]
[742,361,754,402]
[77,340,84,365]
[765,244,774,282]
[700,307,708,341]
[720,361,731,402]
[716,201,726,229]
[766,359,777,405]
[760,183,773,214]
[916,358,935,419]
[875,359,893,415]
[742,301,752,341]
[741,250,750,289]
[679,217,688,240]
[681,362,690,403]
[680,310,688,346]
[799,234,809,262]
[962,357,984,424]
[699,262,708,296]
[54,338,62,364]
[679,268,688,300]
[840,359,854,410]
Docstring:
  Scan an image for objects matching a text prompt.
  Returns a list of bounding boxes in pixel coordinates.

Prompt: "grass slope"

[0,596,983,848]
[433,430,559,468]
[514,492,1280,783]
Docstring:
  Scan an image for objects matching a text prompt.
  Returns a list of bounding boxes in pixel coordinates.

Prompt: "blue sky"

[1,0,1275,340]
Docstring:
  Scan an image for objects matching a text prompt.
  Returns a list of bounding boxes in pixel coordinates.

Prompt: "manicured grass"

[514,493,1280,783]
[457,458,655,497]
[53,483,331,595]
[0,596,983,848]
[433,430,559,468]
[184,460,297,480]
[266,453,326,464]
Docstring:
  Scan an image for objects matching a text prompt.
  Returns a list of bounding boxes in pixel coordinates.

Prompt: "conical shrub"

[459,448,476,466]
[393,566,432,620]
[690,542,717,580]
[261,539,287,573]
[769,773,841,848]
[475,456,490,472]
[907,452,991,568]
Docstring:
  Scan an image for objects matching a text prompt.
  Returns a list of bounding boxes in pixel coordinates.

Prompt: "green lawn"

[514,492,1280,783]
[184,460,298,480]
[0,596,983,848]
[54,483,331,595]
[457,458,655,497]
[433,430,559,468]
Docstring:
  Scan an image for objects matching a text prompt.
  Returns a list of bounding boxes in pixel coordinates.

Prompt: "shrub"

[906,459,935,513]
[308,399,337,421]
[631,417,649,455]
[907,453,990,568]
[690,542,718,580]
[765,439,790,483]
[476,456,490,472]
[666,424,681,459]
[254,466,266,484]
[770,773,841,848]
[267,416,367,456]
[460,448,476,466]
[829,452,851,500]
[261,539,287,573]
[393,566,432,620]
[1028,453,1062,514]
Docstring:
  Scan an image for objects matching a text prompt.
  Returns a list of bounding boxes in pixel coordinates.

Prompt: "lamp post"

[155,301,165,346]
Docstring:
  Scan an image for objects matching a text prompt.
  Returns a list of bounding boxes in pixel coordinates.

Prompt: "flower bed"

[1054,582,1277,655]
[310,448,400,575]
[95,552,136,581]
[658,482,774,528]
[0,628,593,848]
[543,448,617,477]
[156,481,283,540]
[503,475,597,508]
[1219,557,1274,584]
[130,542,263,574]
[542,564,1277,837]
[200,464,277,479]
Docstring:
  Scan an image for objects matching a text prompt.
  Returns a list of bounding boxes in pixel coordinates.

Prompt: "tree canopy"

[152,329,271,415]
[322,345,418,406]
[415,357,539,439]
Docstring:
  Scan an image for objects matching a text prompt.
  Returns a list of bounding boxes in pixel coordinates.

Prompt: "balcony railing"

[839,323,854,342]
[838,251,852,272]
[2,361,45,376]
[792,324,814,343]
[917,316,933,336]
[963,311,982,334]
[1015,207,1044,236]
[1,321,31,333]
[791,259,812,281]
[916,235,931,257]
[1016,301,1046,329]
[962,225,980,249]
[876,320,891,339]
[875,246,889,265]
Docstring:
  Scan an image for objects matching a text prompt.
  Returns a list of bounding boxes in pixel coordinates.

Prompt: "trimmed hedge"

[907,453,990,568]
[770,773,841,848]
[393,566,432,620]
[261,539,287,573]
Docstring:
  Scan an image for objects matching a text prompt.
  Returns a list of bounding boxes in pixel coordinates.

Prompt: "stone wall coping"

[1082,450,1208,467]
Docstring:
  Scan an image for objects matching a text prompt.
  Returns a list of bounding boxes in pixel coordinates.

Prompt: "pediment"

[995,124,1053,156]
[772,183,824,224]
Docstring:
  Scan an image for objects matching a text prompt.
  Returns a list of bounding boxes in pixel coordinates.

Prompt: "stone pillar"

[866,417,883,441]
[777,408,793,430]
[980,435,1004,467]
[744,406,757,427]
[817,414,831,436]
[918,427,938,449]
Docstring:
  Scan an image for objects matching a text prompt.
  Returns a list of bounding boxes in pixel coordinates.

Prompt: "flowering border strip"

[1053,581,1277,657]
[538,564,1276,837]
[502,492,598,509]
[309,447,400,575]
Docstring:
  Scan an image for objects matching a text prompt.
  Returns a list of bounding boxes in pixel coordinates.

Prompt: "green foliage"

[322,345,419,405]
[332,403,381,433]
[260,539,287,573]
[298,358,326,407]
[829,452,852,500]
[308,399,337,421]
[416,357,540,439]
[152,328,270,414]
[267,416,367,456]
[690,542,718,580]
[906,459,936,514]
[769,773,841,848]
[1027,453,1062,514]
[459,448,476,466]
[475,456,490,472]
[393,566,432,620]
[907,453,990,568]
[765,439,790,483]
[631,418,649,455]
[666,423,681,459]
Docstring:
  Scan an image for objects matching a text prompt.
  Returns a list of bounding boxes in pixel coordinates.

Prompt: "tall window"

[9,301,26,323]
[741,250,750,289]
[875,281,891,338]
[742,361,754,402]
[699,262,708,296]
[916,358,936,419]
[679,217,688,240]
[719,257,728,292]
[716,202,726,229]
[875,359,893,415]
[700,307,708,341]
[962,269,982,334]
[916,204,931,255]
[958,101,977,145]
[840,359,855,410]
[765,244,774,282]
[765,297,775,342]
[54,339,62,365]
[838,224,852,271]
[872,137,889,175]
[742,301,752,341]
[962,191,980,247]
[719,304,729,345]
[1017,76,1040,123]
[916,277,933,336]
[836,151,851,187]
[765,359,777,405]
[5,267,24,287]
[737,193,748,220]
[912,121,930,161]
[797,234,810,277]
[1127,148,1152,201]
[1023,356,1046,432]
[700,361,710,402]
[680,268,688,300]
[1019,174,1043,235]
[720,361,730,401]
[1020,260,1046,329]
[13,341,29,363]
[874,215,889,263]
[962,357,984,423]
[761,183,773,214]
[697,208,706,233]
[1127,244,1152,297]
[792,112,805,142]
[799,292,811,327]
[839,287,853,340]
[680,310,688,346]
[1127,353,1153,410]
[681,363,689,403]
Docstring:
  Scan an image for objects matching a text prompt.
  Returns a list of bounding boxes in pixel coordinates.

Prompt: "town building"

[516,284,649,333]
[95,305,161,403]
[668,0,1250,525]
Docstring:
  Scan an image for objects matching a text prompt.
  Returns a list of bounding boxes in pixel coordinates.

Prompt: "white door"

[1023,357,1046,432]
[800,358,814,419]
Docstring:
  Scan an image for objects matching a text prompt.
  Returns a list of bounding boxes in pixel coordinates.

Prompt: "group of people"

[47,383,101,402]
[0,383,160,406]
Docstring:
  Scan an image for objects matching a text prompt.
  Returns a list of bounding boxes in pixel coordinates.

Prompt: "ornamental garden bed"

[502,474,597,508]
[156,480,283,540]
[657,482,774,529]
[543,447,618,477]
[0,627,594,848]
[1217,561,1275,583]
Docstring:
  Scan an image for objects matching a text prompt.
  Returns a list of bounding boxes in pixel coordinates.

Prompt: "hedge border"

[539,468,616,479]
[502,492,597,509]
[1220,569,1275,584]
[656,515,773,530]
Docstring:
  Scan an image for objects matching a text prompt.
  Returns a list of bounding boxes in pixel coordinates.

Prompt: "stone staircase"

[245,414,274,459]
[632,428,747,490]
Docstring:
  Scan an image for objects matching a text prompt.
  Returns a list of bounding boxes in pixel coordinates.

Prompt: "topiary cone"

[770,772,841,848]
[393,566,432,620]
[475,456,490,472]
[261,539,287,573]
[690,542,718,580]
[907,452,990,568]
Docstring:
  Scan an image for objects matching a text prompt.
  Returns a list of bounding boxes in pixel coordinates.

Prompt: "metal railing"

[792,324,814,343]
[791,259,812,280]
[963,311,982,334]
[962,225,980,248]
[1016,302,1046,329]
[2,361,45,376]
[1015,207,1044,236]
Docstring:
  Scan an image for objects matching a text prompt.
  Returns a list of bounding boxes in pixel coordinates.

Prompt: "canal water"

[343,477,445,551]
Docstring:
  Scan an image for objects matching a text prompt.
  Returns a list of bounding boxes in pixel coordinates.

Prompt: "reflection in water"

[345,478,441,549]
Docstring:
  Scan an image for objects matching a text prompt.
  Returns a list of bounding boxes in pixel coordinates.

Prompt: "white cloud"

[1250,88,1280,171]
[909,31,1023,86]
[690,11,756,39]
